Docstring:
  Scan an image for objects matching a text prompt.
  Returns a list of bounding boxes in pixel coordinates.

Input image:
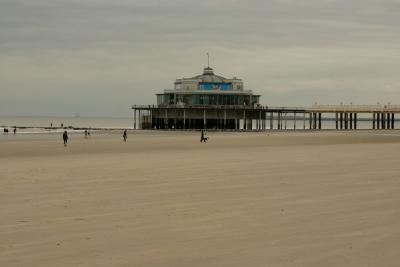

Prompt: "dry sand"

[1,131,400,266]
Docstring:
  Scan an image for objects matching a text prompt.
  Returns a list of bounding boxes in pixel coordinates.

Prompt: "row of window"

[157,94,260,106]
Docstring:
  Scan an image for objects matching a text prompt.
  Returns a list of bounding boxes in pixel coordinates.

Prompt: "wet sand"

[1,131,400,266]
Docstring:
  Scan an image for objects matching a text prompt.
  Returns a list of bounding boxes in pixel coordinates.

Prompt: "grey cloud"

[0,0,399,116]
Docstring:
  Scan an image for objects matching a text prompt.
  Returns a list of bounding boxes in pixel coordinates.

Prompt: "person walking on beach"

[123,130,127,142]
[13,127,16,134]
[200,129,208,143]
[63,131,68,146]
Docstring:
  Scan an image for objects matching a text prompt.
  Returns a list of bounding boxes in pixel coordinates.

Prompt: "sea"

[0,116,134,134]
[0,115,378,133]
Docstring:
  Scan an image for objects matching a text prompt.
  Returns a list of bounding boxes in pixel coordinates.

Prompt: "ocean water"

[0,116,134,133]
[0,115,388,133]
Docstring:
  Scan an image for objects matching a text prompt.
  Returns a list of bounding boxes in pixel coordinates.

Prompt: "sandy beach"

[1,130,400,266]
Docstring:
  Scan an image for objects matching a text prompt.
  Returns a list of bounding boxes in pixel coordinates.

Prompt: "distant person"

[13,127,16,134]
[200,130,208,143]
[3,128,9,135]
[50,123,53,128]
[123,130,127,142]
[61,123,64,128]
[63,131,68,146]
[84,129,88,138]
[87,131,91,137]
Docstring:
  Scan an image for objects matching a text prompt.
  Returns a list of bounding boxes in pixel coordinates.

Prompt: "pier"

[132,66,399,131]
[132,104,399,131]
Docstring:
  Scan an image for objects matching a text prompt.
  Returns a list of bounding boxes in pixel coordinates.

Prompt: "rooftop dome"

[192,67,228,83]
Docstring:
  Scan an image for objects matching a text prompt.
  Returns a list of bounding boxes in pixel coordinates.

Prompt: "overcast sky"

[1,0,400,117]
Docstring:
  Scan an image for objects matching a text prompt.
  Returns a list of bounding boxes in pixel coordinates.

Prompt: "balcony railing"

[132,104,306,111]
[308,104,400,112]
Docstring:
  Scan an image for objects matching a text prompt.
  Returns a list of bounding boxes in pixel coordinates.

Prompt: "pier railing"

[308,104,400,112]
[132,104,400,113]
[132,104,305,111]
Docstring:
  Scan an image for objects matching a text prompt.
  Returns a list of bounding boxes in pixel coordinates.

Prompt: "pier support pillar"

[349,113,353,130]
[318,113,322,130]
[263,114,266,130]
[183,109,186,129]
[270,112,273,130]
[377,113,381,129]
[139,109,141,129]
[382,113,386,129]
[303,113,306,130]
[247,119,253,131]
[311,113,314,129]
[263,112,266,130]
[224,110,227,130]
[340,113,343,129]
[278,112,281,130]
[243,110,246,130]
[309,113,312,130]
[294,112,297,130]
[387,113,391,129]
[373,113,376,129]
[136,109,141,130]
[335,113,338,130]
[150,110,153,129]
[313,113,317,130]
[354,113,357,129]
[392,113,395,129]
[134,109,137,129]
[283,112,287,130]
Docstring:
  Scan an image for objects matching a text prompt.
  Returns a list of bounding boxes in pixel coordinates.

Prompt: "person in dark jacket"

[123,130,127,142]
[63,131,68,146]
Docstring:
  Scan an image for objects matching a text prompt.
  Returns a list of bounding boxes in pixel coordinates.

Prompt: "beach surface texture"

[1,131,400,266]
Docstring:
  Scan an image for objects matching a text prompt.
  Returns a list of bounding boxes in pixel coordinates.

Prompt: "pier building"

[156,66,259,107]
[133,66,265,130]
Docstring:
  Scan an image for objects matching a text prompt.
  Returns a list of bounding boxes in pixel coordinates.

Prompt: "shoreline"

[2,125,400,133]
